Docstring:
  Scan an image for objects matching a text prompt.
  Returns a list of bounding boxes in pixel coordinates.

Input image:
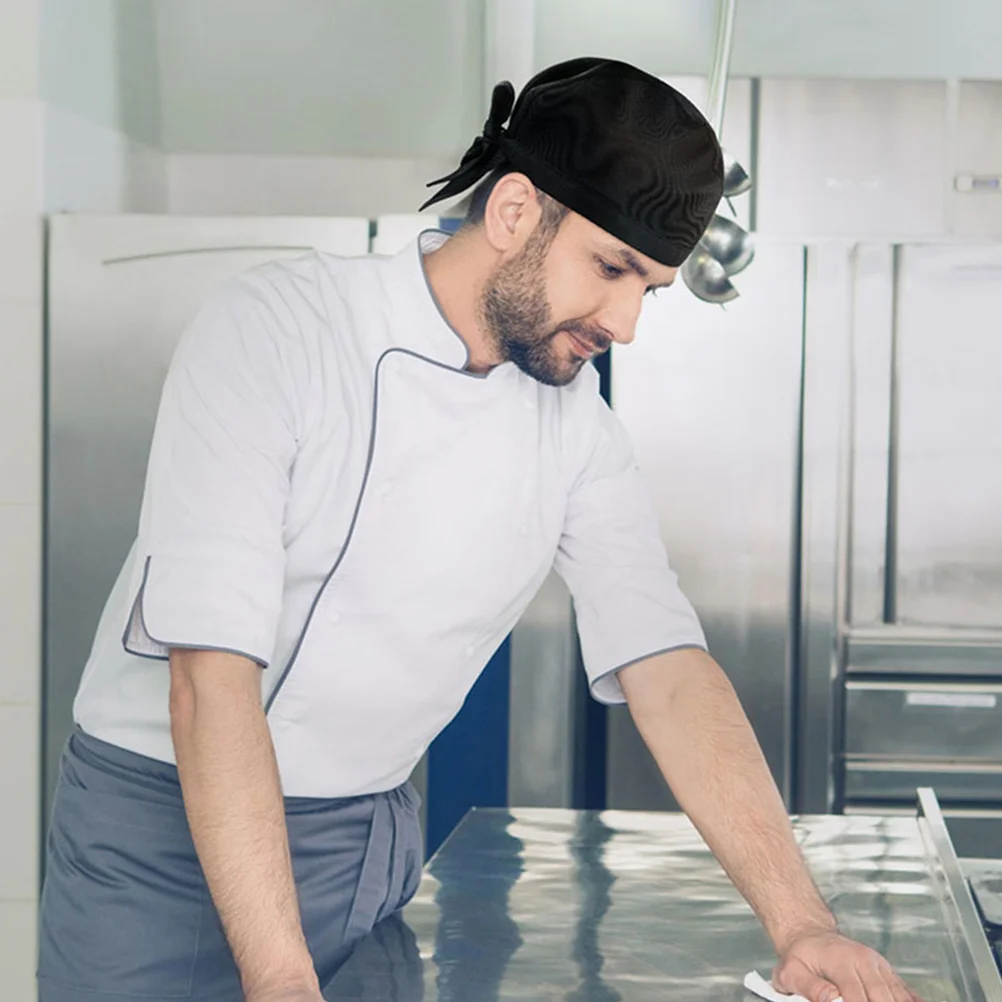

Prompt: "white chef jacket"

[73,231,706,797]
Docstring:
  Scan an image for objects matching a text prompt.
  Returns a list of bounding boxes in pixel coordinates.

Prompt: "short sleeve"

[553,396,706,704]
[122,275,301,666]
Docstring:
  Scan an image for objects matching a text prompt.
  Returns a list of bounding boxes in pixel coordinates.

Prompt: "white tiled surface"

[0,99,42,213]
[0,299,42,506]
[0,504,41,706]
[0,0,38,100]
[1,22,42,1002]
[0,900,38,1000]
[0,703,40,900]
[0,214,43,303]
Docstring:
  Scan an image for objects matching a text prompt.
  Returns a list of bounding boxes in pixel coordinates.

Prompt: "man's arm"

[618,647,920,1002]
[169,648,322,1002]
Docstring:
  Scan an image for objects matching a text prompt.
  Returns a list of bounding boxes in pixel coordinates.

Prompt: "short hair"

[464,163,569,233]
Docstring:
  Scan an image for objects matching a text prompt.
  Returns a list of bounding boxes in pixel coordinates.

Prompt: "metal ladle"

[702,212,755,275]
[723,149,752,197]
[681,245,740,305]
[681,0,755,304]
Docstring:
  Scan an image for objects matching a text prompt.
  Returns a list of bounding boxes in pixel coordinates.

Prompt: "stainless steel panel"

[848,806,1002,862]
[507,571,579,808]
[607,240,807,811]
[848,244,895,626]
[325,807,997,1002]
[845,760,1002,804]
[918,787,1002,1002]
[798,243,856,813]
[952,83,1002,239]
[757,80,947,239]
[845,680,1002,761]
[44,214,371,818]
[894,243,1002,629]
[846,806,1002,862]
[847,627,1002,677]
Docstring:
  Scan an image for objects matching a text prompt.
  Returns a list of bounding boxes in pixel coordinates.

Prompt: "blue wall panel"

[425,638,511,856]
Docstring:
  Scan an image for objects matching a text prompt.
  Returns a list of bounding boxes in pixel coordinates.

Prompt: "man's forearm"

[169,649,319,998]
[618,648,837,953]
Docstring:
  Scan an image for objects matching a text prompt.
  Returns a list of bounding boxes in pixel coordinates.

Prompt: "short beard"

[478,200,581,387]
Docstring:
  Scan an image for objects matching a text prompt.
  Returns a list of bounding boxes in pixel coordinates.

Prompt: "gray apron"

[38,729,422,1001]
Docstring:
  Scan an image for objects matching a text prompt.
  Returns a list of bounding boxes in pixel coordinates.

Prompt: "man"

[38,58,920,1002]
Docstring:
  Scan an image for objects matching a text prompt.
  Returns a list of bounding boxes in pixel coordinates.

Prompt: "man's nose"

[597,291,644,346]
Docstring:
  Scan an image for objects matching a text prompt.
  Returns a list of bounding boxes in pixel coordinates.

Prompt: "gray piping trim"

[121,238,490,708]
[589,643,709,700]
[414,229,475,373]
[265,234,508,712]
[264,342,494,714]
[120,554,271,668]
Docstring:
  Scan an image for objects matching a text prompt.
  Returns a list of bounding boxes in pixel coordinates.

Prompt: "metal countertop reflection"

[325,807,977,1001]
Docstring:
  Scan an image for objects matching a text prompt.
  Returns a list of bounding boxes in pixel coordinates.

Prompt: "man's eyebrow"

[610,246,674,288]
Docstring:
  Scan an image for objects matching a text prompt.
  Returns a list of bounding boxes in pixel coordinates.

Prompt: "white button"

[464,643,476,656]
[329,611,341,624]
[519,525,528,537]
[524,398,535,411]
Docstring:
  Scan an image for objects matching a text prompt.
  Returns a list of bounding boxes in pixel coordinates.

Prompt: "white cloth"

[74,231,706,797]
[744,971,841,1002]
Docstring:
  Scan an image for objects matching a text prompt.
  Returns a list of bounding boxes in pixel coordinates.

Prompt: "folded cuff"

[122,552,283,667]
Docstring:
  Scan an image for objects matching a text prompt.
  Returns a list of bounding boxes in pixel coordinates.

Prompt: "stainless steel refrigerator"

[607,239,1002,857]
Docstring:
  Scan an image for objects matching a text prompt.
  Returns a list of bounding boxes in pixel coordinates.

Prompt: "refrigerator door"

[44,214,371,817]
[606,240,807,810]
[893,243,1002,630]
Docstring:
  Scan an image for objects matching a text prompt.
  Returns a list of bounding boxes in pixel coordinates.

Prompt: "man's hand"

[773,930,924,1002]
[169,649,320,1000]
[244,989,325,1002]
[617,650,925,1002]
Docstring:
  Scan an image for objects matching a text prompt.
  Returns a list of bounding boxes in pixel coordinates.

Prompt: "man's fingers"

[799,975,843,1002]
[773,961,842,1002]
[887,970,925,1002]
[835,967,871,1002]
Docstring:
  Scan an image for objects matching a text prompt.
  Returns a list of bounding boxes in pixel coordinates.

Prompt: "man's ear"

[482,173,542,253]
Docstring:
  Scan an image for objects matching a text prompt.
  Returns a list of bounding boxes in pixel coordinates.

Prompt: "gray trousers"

[38,730,423,1001]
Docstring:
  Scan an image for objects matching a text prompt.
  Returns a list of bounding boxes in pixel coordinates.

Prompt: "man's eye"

[598,260,624,279]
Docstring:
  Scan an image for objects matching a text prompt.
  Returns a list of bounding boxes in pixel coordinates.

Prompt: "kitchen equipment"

[682,0,756,304]
[680,245,741,303]
[323,789,1002,1001]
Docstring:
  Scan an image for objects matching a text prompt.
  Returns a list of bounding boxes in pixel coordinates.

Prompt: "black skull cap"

[421,57,724,267]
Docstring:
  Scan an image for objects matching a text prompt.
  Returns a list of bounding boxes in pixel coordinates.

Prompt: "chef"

[38,58,921,1002]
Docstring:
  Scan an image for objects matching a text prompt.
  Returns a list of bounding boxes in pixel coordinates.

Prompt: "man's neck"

[422,230,502,374]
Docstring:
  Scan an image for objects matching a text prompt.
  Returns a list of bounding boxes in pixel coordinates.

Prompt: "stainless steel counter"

[325,806,1001,1001]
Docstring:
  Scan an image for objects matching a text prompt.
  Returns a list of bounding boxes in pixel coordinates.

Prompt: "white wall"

[0,0,42,993]
[40,0,162,146]
[44,104,167,213]
[154,0,483,157]
[41,0,167,212]
[0,5,169,999]
[167,153,453,218]
[536,0,1002,80]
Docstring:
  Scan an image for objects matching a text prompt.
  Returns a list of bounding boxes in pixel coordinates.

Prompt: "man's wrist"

[769,910,839,955]
[239,947,319,997]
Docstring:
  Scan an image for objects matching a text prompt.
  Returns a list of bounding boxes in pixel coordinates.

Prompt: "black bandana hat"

[421,57,724,267]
